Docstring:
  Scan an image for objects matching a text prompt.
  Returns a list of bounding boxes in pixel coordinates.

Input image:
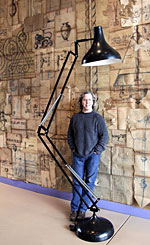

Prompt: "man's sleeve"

[94,117,109,154]
[67,117,75,151]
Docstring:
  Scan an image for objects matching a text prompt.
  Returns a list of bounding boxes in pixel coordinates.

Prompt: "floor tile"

[0,182,149,245]
[108,215,150,245]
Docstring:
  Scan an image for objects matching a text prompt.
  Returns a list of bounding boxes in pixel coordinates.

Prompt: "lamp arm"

[39,94,62,127]
[39,133,99,210]
[46,134,99,200]
[40,50,77,125]
[75,38,93,56]
[38,37,101,213]
[40,37,94,125]
[38,125,99,211]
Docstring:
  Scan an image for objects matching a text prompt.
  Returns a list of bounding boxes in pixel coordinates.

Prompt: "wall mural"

[9,0,17,17]
[0,0,150,210]
[34,31,53,49]
[113,25,150,106]
[0,29,35,79]
[60,22,71,41]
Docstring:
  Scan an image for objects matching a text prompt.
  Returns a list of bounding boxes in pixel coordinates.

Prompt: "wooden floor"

[0,182,150,245]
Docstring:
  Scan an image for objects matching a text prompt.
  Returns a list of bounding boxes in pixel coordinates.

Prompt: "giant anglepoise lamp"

[38,26,121,242]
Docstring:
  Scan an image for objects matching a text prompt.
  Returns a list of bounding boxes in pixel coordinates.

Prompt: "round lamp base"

[75,214,114,242]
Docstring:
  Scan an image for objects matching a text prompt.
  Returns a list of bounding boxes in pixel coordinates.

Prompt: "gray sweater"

[67,111,109,157]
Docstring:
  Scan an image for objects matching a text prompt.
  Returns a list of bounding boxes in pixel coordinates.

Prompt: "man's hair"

[78,91,97,110]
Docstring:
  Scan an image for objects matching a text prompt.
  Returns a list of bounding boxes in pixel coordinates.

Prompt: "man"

[67,91,109,222]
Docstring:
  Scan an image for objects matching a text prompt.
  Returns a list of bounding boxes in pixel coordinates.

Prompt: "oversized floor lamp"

[37,26,121,242]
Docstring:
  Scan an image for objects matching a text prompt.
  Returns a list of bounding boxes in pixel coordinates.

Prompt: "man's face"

[82,93,93,113]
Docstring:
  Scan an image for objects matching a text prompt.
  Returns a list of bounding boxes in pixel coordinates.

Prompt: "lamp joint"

[45,129,48,136]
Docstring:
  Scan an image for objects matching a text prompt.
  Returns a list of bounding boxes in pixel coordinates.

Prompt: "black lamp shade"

[82,26,121,66]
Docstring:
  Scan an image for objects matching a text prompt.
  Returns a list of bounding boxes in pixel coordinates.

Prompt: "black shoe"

[77,211,86,220]
[70,211,77,222]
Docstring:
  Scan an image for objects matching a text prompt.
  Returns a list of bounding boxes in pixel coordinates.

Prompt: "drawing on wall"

[12,147,26,180]
[0,29,34,79]
[39,152,50,171]
[113,0,120,26]
[34,31,53,49]
[56,49,68,71]
[136,114,150,207]
[9,0,17,17]
[114,72,149,104]
[60,22,71,41]
[120,0,150,27]
[113,25,150,105]
[0,111,7,131]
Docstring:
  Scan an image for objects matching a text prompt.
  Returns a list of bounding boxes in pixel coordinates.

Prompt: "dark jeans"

[71,152,100,212]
